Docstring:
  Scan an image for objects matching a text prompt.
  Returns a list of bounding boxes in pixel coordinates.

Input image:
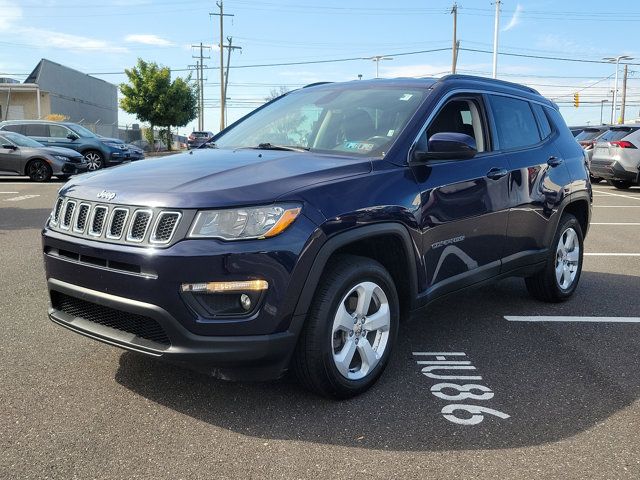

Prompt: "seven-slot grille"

[50,197,182,246]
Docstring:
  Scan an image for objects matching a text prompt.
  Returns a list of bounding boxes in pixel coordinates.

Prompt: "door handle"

[486,167,508,180]
[547,156,563,167]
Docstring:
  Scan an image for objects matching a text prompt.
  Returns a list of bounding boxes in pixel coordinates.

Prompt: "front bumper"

[48,278,302,380]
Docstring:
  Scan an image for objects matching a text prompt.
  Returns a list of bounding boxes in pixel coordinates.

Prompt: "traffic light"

[573,92,580,108]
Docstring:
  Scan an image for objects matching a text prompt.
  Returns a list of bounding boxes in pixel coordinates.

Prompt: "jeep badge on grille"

[96,190,117,201]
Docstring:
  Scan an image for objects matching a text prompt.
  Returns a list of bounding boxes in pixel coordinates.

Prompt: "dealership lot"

[1,178,639,479]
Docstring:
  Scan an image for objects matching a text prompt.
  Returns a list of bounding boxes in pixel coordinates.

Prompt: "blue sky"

[2,0,640,133]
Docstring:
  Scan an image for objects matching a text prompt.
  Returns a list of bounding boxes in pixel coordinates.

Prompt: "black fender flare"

[293,222,420,317]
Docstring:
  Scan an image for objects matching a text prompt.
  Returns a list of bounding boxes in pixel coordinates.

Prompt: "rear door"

[489,95,571,271]
[23,123,49,144]
[412,94,511,298]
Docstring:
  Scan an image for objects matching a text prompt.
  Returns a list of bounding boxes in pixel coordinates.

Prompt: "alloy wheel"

[84,152,103,171]
[555,227,580,290]
[331,281,391,380]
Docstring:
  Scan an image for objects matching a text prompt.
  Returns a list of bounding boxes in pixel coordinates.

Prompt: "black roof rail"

[438,74,540,95]
[303,81,333,88]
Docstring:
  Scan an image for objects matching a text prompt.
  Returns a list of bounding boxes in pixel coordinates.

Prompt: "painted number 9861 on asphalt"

[413,352,510,426]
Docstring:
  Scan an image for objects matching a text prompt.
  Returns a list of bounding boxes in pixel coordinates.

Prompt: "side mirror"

[2,144,17,150]
[67,133,79,141]
[412,132,477,162]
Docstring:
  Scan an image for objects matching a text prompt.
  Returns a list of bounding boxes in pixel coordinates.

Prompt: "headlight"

[53,155,69,162]
[188,204,301,240]
[102,141,124,149]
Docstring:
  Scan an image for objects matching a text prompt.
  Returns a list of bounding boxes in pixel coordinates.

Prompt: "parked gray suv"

[0,131,87,181]
[0,120,132,171]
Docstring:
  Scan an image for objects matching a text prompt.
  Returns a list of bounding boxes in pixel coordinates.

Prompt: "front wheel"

[525,213,584,302]
[608,179,632,190]
[293,255,399,399]
[83,150,104,171]
[27,159,52,182]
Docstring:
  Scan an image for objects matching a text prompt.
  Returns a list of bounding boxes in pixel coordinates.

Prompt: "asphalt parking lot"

[1,177,639,479]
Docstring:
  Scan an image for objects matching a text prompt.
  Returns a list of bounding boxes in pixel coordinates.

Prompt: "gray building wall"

[25,59,118,135]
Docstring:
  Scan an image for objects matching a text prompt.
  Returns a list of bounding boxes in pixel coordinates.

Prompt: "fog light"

[240,294,252,311]
[181,279,268,293]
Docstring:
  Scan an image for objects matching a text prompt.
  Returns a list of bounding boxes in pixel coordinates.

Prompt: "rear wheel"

[83,150,104,171]
[26,159,52,182]
[608,179,632,190]
[525,213,583,302]
[293,255,399,399]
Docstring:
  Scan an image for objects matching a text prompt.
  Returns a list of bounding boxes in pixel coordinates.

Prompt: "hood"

[39,146,84,158]
[60,148,372,208]
[98,137,125,144]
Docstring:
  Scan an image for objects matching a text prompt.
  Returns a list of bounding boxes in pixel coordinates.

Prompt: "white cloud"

[0,0,22,31]
[502,4,523,32]
[125,34,174,47]
[17,27,129,54]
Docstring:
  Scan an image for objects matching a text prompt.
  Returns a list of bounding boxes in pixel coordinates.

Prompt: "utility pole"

[603,55,633,124]
[210,1,234,132]
[492,1,502,79]
[620,64,628,124]
[451,3,458,74]
[600,99,608,125]
[191,42,211,131]
[223,36,242,128]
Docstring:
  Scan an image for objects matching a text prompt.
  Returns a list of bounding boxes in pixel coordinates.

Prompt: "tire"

[525,213,584,302]
[56,174,71,181]
[26,159,52,182]
[608,179,632,190]
[83,150,104,171]
[293,254,399,399]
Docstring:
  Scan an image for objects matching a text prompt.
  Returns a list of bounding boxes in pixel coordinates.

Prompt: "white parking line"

[505,316,640,323]
[3,194,40,202]
[584,253,640,256]
[592,189,640,202]
[0,191,19,194]
[593,205,640,208]
[591,223,640,225]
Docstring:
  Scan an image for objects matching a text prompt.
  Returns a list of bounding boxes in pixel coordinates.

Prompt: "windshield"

[575,128,606,141]
[0,131,44,148]
[67,124,98,138]
[214,85,427,156]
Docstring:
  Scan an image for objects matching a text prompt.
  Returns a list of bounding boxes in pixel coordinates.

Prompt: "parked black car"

[0,131,87,181]
[187,131,214,149]
[43,76,591,398]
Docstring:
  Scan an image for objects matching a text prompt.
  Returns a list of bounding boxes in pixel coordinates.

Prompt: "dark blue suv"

[43,76,591,398]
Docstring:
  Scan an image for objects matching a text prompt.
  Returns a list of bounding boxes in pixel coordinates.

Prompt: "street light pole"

[363,56,393,79]
[600,99,608,125]
[603,55,633,124]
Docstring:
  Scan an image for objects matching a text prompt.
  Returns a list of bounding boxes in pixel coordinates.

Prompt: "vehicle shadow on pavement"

[0,208,52,230]
[115,271,640,452]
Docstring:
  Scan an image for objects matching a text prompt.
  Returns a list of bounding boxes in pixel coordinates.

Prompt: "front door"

[411,94,511,299]
[0,135,21,174]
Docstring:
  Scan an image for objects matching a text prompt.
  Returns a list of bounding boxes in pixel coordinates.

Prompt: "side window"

[489,95,541,150]
[24,123,48,137]
[49,125,70,138]
[531,103,552,139]
[425,98,487,153]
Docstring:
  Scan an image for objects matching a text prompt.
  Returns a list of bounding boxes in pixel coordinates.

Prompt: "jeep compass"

[43,76,591,398]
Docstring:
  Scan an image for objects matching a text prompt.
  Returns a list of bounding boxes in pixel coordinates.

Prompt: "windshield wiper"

[255,143,309,152]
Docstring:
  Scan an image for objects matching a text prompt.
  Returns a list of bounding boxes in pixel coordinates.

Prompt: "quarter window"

[489,95,541,150]
[531,103,552,139]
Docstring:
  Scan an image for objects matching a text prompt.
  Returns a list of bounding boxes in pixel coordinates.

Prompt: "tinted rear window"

[489,95,541,150]
[531,103,552,139]
[598,128,638,142]
[575,128,607,141]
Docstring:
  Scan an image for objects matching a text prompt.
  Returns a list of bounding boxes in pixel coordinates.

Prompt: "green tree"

[120,59,198,150]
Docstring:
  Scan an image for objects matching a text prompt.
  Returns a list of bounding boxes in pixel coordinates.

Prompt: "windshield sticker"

[387,129,395,137]
[399,94,414,101]
[344,142,375,151]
